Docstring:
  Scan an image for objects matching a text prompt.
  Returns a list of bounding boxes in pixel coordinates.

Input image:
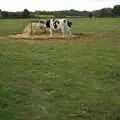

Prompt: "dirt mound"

[8,32,94,41]
[23,22,48,35]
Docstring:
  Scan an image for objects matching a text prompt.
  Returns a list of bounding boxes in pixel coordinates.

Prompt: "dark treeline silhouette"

[0,9,33,18]
[0,5,120,19]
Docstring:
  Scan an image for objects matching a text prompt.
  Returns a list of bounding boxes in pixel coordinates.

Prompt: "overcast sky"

[0,0,120,11]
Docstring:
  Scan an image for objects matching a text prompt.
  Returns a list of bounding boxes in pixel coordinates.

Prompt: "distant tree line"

[0,5,120,19]
[0,9,33,18]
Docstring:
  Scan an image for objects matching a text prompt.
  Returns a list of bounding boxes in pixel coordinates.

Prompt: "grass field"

[0,18,120,120]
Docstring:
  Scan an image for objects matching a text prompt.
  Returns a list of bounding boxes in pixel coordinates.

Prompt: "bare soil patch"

[8,32,93,41]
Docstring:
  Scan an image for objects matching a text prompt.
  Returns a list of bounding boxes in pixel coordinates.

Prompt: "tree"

[22,9,30,18]
[94,8,113,17]
[0,9,2,18]
[88,12,94,18]
[99,8,113,17]
[112,5,120,16]
[1,11,9,18]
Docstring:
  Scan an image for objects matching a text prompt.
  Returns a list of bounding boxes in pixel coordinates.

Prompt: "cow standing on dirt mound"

[40,19,72,39]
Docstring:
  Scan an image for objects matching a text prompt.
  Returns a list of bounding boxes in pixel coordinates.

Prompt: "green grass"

[0,19,29,36]
[73,18,120,33]
[0,18,120,120]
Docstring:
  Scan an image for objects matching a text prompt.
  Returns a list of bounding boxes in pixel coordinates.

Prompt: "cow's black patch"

[53,22,57,29]
[63,19,66,23]
[53,20,59,29]
[56,21,60,24]
[53,19,55,22]
[67,20,72,28]
[46,20,50,28]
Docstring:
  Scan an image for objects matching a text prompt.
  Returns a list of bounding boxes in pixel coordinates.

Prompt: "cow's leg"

[68,29,72,40]
[50,28,53,37]
[66,27,72,40]
[44,28,47,33]
[65,26,69,39]
[62,31,65,38]
[61,27,66,39]
[61,28,64,38]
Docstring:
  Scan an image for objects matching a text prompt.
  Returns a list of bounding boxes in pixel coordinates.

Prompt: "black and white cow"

[40,18,72,39]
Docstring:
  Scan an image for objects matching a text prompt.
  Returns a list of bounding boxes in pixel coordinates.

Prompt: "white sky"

[0,0,120,11]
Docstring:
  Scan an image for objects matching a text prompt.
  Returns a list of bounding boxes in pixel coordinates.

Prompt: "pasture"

[0,18,120,120]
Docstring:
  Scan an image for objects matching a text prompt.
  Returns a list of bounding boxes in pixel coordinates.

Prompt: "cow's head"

[46,20,50,28]
[67,20,72,28]
[40,20,46,29]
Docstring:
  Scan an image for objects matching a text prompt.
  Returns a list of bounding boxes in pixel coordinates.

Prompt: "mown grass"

[0,19,29,36]
[0,18,120,120]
